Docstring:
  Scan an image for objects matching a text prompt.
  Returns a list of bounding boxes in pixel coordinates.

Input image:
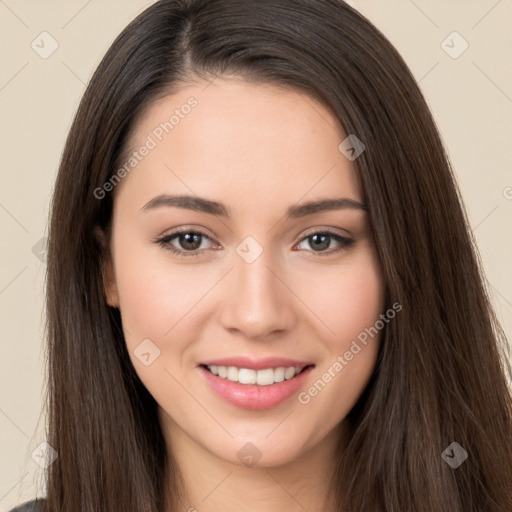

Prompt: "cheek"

[299,248,384,350]
[296,254,384,431]
[115,258,170,338]
[305,249,384,397]
[112,231,206,341]
[112,239,202,393]
[331,260,383,345]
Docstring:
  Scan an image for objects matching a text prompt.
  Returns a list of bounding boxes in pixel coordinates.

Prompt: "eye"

[295,229,355,256]
[154,228,216,259]
[154,227,355,259]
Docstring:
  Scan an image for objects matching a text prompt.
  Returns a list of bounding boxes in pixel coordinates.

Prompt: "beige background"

[1,0,511,509]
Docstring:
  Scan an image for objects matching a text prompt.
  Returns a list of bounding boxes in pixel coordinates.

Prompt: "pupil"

[311,233,329,251]
[181,232,201,250]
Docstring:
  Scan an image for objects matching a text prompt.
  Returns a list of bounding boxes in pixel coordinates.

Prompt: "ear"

[94,226,120,308]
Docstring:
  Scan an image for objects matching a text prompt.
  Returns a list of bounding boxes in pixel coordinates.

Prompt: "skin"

[101,76,385,512]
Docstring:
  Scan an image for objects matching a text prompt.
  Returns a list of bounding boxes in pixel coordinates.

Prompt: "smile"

[198,363,315,410]
[204,364,308,386]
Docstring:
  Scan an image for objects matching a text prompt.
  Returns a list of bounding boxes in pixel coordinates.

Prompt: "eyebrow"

[141,194,367,218]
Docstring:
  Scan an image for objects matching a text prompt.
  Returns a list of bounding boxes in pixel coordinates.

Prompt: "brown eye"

[155,229,214,258]
[173,232,203,251]
[296,231,354,256]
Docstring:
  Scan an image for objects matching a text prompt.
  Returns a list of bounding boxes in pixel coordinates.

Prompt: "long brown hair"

[43,0,512,510]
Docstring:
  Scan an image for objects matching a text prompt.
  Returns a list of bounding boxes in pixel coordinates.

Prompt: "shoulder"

[8,498,45,512]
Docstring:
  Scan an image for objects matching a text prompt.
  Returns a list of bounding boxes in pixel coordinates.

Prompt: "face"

[101,76,385,468]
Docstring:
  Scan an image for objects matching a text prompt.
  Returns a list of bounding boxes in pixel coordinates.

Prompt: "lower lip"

[198,365,314,410]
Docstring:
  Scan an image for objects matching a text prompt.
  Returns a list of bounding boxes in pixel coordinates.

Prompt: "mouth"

[200,363,313,386]
[197,361,315,410]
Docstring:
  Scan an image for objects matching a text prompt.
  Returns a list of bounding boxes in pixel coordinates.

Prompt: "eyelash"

[154,227,355,259]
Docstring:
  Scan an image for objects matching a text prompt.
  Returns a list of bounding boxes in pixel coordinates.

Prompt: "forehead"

[114,76,363,214]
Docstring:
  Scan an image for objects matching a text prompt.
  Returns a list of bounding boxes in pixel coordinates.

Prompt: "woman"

[11,0,512,511]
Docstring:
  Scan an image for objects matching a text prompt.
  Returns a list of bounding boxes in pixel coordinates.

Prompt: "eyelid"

[293,228,355,258]
[188,226,353,249]
[157,224,351,243]
[299,225,352,239]
[154,225,355,258]
[154,226,217,248]
[157,224,215,239]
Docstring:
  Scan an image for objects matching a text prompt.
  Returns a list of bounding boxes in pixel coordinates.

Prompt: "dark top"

[8,498,43,512]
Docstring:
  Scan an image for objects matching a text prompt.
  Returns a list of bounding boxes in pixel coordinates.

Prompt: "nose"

[219,247,296,340]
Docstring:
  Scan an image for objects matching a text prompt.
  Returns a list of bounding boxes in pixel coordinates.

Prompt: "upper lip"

[199,356,314,371]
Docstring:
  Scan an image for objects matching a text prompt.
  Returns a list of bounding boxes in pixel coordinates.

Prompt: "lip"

[198,363,315,410]
[199,356,313,371]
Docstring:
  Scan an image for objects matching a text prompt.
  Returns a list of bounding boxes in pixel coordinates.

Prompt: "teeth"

[206,365,305,385]
[227,366,239,381]
[274,367,285,383]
